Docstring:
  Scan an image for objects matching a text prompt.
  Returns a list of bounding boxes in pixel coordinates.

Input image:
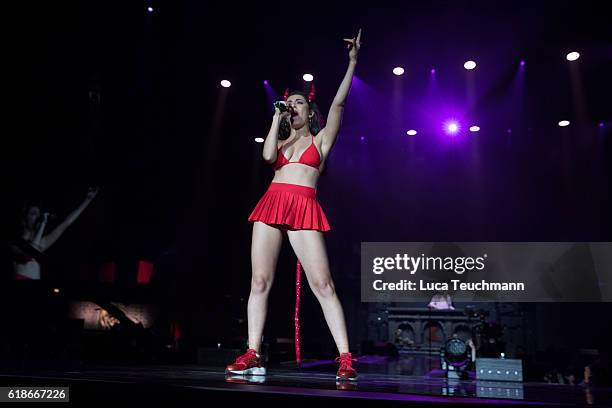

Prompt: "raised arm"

[29,214,48,250]
[321,29,362,154]
[40,187,99,251]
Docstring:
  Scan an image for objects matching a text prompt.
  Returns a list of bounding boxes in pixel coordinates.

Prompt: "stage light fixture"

[440,337,472,380]
[566,51,580,61]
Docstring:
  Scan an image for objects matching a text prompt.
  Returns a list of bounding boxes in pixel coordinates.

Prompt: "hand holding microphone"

[42,212,57,223]
[273,101,294,119]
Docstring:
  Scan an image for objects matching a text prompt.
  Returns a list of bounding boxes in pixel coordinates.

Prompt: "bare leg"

[247,222,283,352]
[286,229,349,354]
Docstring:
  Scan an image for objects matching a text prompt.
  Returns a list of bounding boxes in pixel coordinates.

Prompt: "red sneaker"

[335,352,358,381]
[226,349,266,375]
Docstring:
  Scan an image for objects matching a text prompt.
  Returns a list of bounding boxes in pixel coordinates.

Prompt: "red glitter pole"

[294,259,302,366]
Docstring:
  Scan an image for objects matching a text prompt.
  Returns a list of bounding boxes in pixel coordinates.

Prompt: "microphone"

[273,101,294,114]
[43,212,58,221]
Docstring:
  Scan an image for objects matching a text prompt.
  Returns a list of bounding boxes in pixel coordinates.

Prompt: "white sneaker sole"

[336,375,358,381]
[226,367,267,376]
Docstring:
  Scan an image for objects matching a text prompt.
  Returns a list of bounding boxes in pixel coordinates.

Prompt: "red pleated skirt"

[248,182,331,232]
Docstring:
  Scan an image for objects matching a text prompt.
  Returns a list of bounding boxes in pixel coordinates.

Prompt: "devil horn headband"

[307,83,316,103]
[281,84,316,103]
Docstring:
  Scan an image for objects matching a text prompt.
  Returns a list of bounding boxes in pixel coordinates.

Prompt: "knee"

[311,278,336,299]
[251,275,272,295]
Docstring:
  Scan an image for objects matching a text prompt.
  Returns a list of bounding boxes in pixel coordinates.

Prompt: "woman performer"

[226,29,362,381]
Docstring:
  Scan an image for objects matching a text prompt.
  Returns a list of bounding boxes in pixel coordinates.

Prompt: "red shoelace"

[236,349,258,364]
[335,353,357,369]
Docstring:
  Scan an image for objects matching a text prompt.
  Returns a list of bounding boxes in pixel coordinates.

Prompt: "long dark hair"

[279,90,325,140]
[20,201,42,233]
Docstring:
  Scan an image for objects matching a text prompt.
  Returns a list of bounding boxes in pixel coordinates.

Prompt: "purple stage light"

[520,60,525,67]
[406,130,417,136]
[393,67,405,76]
[147,6,153,12]
[469,126,480,132]
[263,80,269,85]
[430,68,436,74]
[443,119,460,135]
[360,136,365,141]
[599,122,604,128]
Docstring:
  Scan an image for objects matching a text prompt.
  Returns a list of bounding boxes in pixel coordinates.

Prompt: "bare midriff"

[271,163,322,188]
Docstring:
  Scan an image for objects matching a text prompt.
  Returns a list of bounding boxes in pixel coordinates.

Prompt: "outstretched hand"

[86,186,100,201]
[343,28,362,62]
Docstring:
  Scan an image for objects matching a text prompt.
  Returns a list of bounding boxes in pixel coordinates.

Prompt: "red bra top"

[273,135,321,171]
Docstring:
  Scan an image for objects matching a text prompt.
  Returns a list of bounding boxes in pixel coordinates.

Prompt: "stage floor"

[1,357,610,406]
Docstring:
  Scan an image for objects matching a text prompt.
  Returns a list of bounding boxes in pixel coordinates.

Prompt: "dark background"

[2,1,611,366]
